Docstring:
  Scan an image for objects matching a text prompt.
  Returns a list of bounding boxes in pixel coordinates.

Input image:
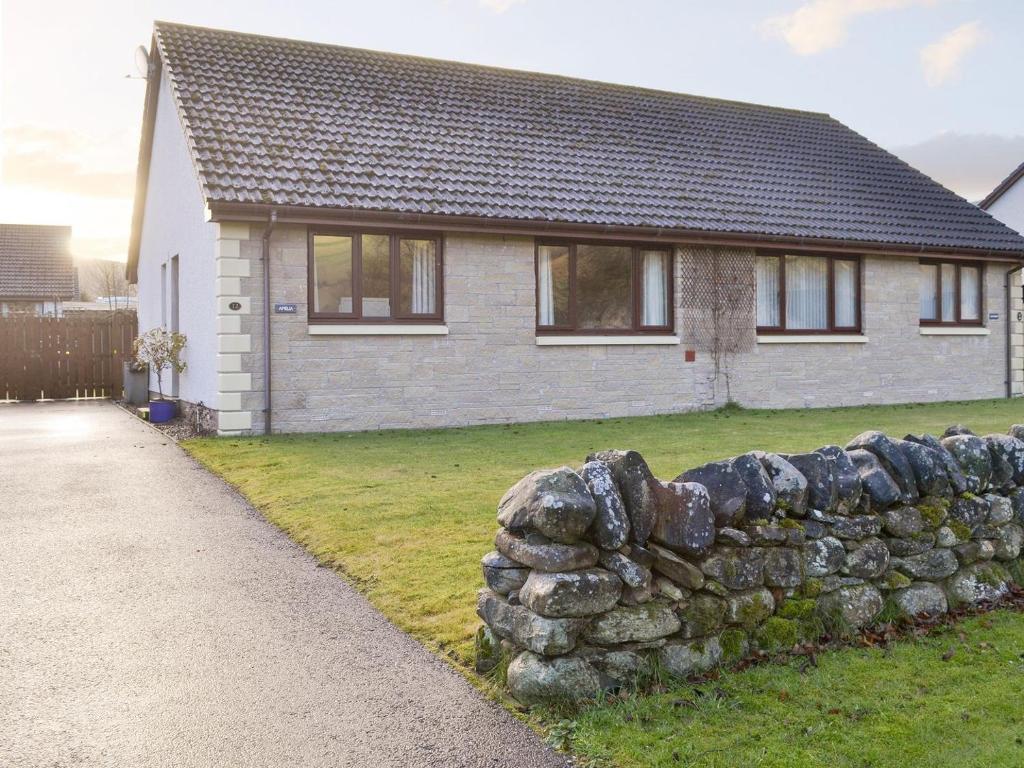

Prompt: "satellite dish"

[134,45,150,78]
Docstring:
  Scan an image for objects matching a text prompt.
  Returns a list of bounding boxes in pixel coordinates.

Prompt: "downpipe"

[261,209,278,434]
[1006,262,1024,399]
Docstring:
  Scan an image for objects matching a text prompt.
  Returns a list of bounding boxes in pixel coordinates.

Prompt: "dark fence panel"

[0,313,137,401]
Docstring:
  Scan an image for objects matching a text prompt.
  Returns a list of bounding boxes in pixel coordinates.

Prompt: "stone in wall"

[479,423,1024,707]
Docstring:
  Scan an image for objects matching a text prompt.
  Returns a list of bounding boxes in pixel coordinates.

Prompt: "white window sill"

[308,324,449,336]
[919,326,990,336]
[757,334,868,344]
[536,335,681,346]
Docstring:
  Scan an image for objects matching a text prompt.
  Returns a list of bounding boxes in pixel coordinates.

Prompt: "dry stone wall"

[475,424,1024,706]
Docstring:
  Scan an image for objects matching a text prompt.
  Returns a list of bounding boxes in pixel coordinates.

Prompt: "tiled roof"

[152,21,1024,254]
[0,224,77,300]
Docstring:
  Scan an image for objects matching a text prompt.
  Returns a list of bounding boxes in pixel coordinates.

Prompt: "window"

[755,252,861,333]
[919,260,983,326]
[308,231,442,322]
[536,241,672,334]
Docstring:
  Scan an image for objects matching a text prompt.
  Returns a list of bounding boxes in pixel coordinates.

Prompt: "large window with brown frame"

[308,230,443,322]
[918,259,983,326]
[535,240,673,334]
[755,252,861,334]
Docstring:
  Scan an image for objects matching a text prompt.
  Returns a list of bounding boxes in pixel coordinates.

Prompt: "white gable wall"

[987,177,1024,235]
[137,70,218,406]
[984,178,1024,396]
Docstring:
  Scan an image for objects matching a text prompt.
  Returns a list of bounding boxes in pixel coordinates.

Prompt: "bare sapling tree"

[96,260,133,310]
[681,249,756,405]
[132,328,187,400]
[78,259,136,309]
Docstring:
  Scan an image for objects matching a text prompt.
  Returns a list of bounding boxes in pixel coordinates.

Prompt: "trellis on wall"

[679,247,757,403]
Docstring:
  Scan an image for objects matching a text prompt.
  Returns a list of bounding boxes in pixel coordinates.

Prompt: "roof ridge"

[0,223,71,231]
[152,20,831,120]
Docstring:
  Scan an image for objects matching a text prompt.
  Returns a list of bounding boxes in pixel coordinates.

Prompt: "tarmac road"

[0,401,568,768]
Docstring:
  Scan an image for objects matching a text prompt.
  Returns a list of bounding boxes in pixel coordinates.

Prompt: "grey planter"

[123,363,149,405]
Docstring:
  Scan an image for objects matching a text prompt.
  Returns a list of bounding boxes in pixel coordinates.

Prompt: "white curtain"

[411,242,436,315]
[834,260,857,327]
[941,264,956,322]
[960,266,980,320]
[919,264,938,320]
[756,256,780,327]
[538,246,555,326]
[785,255,827,330]
[641,251,667,326]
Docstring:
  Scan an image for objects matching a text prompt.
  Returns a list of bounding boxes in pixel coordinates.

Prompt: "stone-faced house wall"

[211,222,1015,435]
[477,425,1024,706]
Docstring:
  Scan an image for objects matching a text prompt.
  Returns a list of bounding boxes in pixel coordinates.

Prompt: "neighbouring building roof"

[979,161,1024,210]
[130,21,1024,277]
[0,223,77,300]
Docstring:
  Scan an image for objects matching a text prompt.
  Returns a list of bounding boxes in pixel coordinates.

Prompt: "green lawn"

[185,398,1024,766]
[569,609,1024,767]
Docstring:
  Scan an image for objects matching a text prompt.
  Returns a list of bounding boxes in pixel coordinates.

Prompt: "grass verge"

[184,398,1024,765]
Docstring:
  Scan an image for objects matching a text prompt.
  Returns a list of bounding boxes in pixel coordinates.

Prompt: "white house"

[980,161,1024,398]
[127,22,1024,435]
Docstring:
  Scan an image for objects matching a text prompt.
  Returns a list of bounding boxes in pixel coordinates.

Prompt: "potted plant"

[132,328,187,423]
[122,359,149,405]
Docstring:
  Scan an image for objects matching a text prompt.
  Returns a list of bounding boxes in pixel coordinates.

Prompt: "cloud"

[1,124,134,199]
[763,0,938,56]
[478,0,525,12]
[890,132,1024,202]
[920,21,984,86]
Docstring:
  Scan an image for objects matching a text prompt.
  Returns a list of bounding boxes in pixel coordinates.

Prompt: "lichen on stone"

[800,578,824,598]
[879,570,912,591]
[948,520,972,542]
[917,498,950,529]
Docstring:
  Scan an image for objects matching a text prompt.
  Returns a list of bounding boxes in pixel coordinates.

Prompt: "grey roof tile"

[0,224,77,300]
[153,22,1024,254]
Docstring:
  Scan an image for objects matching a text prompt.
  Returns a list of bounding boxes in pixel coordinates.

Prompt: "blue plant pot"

[149,399,177,424]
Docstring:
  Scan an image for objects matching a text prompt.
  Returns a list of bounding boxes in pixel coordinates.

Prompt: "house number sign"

[228,301,242,311]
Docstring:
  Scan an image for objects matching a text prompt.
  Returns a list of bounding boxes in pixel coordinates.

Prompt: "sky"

[1,0,1022,263]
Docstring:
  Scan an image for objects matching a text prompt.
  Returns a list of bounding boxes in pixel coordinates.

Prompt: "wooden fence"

[0,313,137,401]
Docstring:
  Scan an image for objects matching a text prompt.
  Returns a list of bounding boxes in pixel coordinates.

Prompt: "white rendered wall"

[136,70,218,405]
[987,179,1024,236]
[985,183,1024,396]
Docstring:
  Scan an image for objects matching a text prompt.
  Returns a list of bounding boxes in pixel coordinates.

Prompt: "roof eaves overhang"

[206,201,1024,263]
[979,161,1024,211]
[125,35,162,284]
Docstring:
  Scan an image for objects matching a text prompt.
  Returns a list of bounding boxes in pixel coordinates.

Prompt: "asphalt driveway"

[0,401,566,768]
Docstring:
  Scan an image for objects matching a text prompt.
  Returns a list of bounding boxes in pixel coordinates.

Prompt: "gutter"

[206,201,1024,263]
[261,209,278,434]
[1006,262,1024,398]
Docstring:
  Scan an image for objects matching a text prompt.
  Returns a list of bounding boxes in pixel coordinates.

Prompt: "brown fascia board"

[979,161,1024,211]
[207,201,1024,263]
[125,36,162,284]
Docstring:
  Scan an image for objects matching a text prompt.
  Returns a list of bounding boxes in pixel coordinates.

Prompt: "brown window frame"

[755,251,863,335]
[918,258,984,327]
[307,228,444,324]
[534,239,674,335]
